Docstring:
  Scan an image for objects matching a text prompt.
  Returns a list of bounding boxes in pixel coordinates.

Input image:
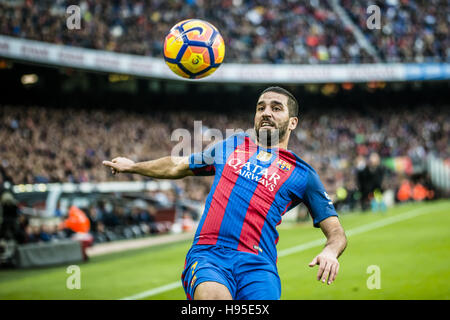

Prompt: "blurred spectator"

[114,207,129,226]
[39,223,55,242]
[412,183,428,201]
[0,191,19,240]
[77,200,170,243]
[29,224,42,243]
[102,206,119,228]
[15,214,29,244]
[397,169,437,201]
[371,189,387,213]
[182,211,195,232]
[357,152,386,211]
[87,206,103,233]
[63,205,91,233]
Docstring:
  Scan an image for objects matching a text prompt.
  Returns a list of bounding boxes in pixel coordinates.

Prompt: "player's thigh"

[194,281,233,300]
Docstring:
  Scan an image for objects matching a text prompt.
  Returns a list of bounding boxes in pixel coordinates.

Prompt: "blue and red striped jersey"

[189,132,338,264]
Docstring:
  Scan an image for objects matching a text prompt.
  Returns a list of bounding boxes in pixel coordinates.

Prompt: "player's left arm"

[309,216,347,285]
[300,169,347,285]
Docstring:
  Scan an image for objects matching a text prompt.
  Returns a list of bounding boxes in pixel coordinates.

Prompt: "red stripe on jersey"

[237,150,296,254]
[197,137,255,245]
[281,200,293,216]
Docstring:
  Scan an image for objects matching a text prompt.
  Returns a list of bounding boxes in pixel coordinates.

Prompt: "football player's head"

[254,86,299,147]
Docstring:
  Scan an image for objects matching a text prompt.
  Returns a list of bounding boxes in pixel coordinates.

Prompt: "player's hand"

[102,157,135,175]
[308,249,340,285]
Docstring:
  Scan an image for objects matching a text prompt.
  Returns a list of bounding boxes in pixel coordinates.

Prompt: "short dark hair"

[259,86,299,117]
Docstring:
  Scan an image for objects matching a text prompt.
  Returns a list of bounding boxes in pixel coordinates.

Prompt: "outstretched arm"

[102,156,194,179]
[308,216,347,285]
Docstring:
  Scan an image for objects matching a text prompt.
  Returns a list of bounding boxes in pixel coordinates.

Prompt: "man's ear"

[289,117,299,130]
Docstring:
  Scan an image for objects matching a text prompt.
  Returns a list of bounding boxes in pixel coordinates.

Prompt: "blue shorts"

[181,245,281,300]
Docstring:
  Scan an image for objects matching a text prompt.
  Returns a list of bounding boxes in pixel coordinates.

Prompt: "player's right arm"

[104,133,239,179]
[102,156,194,179]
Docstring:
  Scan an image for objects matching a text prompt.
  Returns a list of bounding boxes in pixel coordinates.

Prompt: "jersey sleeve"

[303,170,338,228]
[188,139,222,176]
[188,132,245,176]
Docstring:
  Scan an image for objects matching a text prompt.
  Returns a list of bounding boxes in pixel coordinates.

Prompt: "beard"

[255,119,289,147]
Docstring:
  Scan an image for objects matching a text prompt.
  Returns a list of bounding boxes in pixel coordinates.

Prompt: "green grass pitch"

[0,200,449,300]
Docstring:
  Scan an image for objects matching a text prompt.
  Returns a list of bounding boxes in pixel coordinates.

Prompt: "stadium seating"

[0,103,448,202]
[0,0,447,63]
[341,0,449,63]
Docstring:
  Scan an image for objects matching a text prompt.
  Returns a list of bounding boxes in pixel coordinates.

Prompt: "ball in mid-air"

[163,19,225,79]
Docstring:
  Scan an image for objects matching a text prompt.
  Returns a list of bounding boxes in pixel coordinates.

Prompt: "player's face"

[254,92,291,146]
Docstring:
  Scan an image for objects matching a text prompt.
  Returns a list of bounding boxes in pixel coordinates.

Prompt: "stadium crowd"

[0,0,447,63]
[342,0,449,63]
[0,101,447,253]
[0,103,448,205]
[0,189,175,247]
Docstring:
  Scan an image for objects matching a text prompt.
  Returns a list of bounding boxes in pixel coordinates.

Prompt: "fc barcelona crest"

[277,159,292,171]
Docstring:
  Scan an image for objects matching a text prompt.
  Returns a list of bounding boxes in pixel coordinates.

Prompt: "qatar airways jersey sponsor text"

[227,157,282,192]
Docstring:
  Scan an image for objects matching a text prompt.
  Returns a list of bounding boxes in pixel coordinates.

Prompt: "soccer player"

[103,86,347,300]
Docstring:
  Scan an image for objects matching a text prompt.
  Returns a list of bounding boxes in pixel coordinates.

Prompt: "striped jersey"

[188,132,337,264]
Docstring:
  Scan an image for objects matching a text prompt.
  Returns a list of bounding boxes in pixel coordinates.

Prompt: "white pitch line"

[120,281,182,300]
[278,205,434,257]
[119,204,441,300]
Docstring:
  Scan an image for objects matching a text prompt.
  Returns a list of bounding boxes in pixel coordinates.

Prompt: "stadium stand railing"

[1,35,449,83]
[427,154,450,191]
